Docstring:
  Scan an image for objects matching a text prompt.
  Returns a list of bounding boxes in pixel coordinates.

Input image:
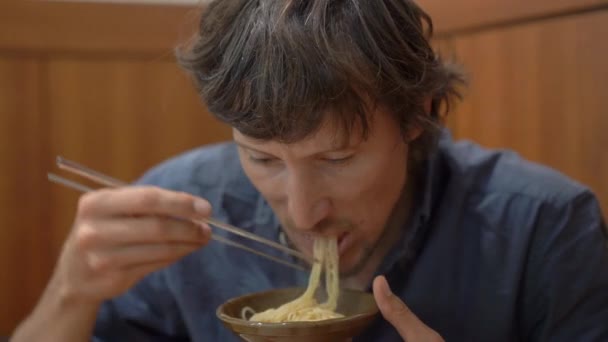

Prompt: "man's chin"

[338,252,369,278]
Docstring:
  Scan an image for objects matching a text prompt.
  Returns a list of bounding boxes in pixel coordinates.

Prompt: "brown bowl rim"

[216,287,379,331]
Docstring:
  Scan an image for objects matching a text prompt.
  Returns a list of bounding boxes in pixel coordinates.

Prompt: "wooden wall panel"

[0,3,232,335]
[438,10,608,214]
[0,2,197,55]
[0,57,53,334]
[418,0,607,34]
[2,0,606,337]
[0,57,231,334]
[47,58,229,179]
[45,58,232,249]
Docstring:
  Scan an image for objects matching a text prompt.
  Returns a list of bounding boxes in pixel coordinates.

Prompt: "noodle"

[243,237,344,322]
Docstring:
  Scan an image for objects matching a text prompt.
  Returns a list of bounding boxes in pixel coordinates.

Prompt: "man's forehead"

[234,115,367,152]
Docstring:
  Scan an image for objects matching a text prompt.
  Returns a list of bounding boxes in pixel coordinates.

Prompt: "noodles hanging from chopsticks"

[243,237,343,322]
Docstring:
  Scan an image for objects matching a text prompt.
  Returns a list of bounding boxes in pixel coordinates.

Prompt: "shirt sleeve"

[520,191,608,341]
[92,269,189,342]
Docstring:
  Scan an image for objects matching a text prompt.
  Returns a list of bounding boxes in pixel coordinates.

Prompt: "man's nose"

[286,174,331,231]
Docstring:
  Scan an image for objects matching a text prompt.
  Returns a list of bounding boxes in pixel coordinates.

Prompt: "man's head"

[178,0,464,275]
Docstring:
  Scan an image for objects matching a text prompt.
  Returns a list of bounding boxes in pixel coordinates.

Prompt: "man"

[12,0,608,341]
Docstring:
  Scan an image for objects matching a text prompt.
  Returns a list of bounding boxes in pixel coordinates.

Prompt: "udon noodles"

[242,237,344,322]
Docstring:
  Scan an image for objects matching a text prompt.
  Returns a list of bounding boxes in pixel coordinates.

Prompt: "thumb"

[372,275,443,341]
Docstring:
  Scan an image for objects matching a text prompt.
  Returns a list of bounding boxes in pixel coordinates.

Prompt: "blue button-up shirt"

[93,134,608,341]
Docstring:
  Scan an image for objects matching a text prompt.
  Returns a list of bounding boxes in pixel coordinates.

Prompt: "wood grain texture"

[0,1,198,55]
[7,0,603,51]
[0,57,53,335]
[0,3,232,334]
[418,0,608,35]
[0,56,231,334]
[45,58,232,247]
[1,0,607,337]
[47,58,229,179]
[438,10,608,215]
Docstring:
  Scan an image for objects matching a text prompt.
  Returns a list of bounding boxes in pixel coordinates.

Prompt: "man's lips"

[289,231,356,259]
[338,232,355,256]
[337,231,348,244]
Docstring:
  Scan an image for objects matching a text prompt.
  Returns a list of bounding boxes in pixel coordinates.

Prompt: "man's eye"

[249,156,276,164]
[323,156,353,164]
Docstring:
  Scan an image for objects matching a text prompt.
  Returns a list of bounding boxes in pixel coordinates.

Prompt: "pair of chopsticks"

[48,156,311,272]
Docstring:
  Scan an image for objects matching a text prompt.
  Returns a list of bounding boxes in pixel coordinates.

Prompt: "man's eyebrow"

[234,141,274,155]
[235,137,359,157]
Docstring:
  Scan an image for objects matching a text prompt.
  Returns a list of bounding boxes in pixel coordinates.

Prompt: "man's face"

[234,107,409,276]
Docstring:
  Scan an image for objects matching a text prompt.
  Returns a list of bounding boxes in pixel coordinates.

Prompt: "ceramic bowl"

[216,287,378,342]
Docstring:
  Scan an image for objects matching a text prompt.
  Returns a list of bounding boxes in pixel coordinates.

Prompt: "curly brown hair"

[177,0,466,163]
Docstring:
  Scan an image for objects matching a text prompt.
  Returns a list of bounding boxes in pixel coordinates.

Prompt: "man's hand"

[55,186,213,304]
[11,186,213,342]
[373,275,444,341]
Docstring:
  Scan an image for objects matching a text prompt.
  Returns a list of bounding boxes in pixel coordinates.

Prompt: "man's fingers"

[373,275,444,342]
[127,259,176,283]
[87,243,203,273]
[78,186,212,220]
[373,275,417,337]
[78,217,211,247]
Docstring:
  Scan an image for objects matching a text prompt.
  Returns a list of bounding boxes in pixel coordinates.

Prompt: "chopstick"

[55,157,309,261]
[48,172,308,272]
[48,157,312,272]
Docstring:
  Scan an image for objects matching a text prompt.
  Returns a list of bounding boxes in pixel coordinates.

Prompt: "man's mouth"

[338,231,355,256]
[298,231,354,257]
